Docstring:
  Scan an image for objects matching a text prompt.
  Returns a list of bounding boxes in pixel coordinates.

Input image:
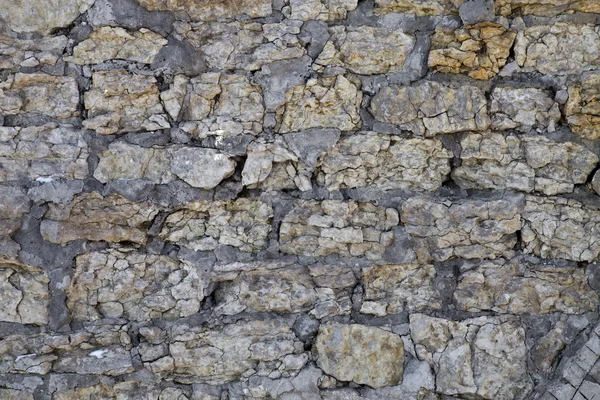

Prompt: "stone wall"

[2,0,600,399]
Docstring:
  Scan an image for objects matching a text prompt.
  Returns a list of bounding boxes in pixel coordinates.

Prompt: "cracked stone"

[0,185,30,236]
[137,0,272,20]
[495,0,600,16]
[566,72,600,140]
[370,81,490,136]
[0,0,95,34]
[0,35,67,70]
[374,0,466,15]
[288,0,358,21]
[429,22,516,80]
[0,261,49,325]
[490,86,561,132]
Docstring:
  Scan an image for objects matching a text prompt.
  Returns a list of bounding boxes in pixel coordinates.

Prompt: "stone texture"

[495,0,600,16]
[67,249,209,321]
[51,382,179,400]
[169,147,236,189]
[410,314,533,398]
[277,76,362,133]
[40,192,158,244]
[0,124,88,182]
[565,72,600,140]
[159,199,273,253]
[143,319,305,384]
[374,0,466,15]
[0,0,95,34]
[289,0,358,21]
[490,87,561,132]
[280,200,398,260]
[401,196,522,262]
[0,186,30,236]
[83,70,169,134]
[137,0,273,20]
[315,26,415,75]
[316,132,451,191]
[0,73,79,119]
[360,263,442,316]
[429,22,516,80]
[522,195,600,262]
[514,23,600,75]
[454,259,598,314]
[0,35,67,70]
[314,323,405,388]
[65,26,167,64]
[0,261,49,325]
[370,81,490,136]
[452,132,598,195]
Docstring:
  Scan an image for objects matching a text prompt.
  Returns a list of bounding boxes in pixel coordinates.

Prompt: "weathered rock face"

[454,259,598,314]
[495,0,600,16]
[0,262,49,325]
[315,26,415,75]
[410,314,533,398]
[52,382,183,400]
[40,193,158,244]
[452,132,598,195]
[288,0,358,20]
[83,70,169,134]
[280,200,398,260]
[490,87,560,132]
[0,0,95,34]
[0,35,67,70]
[515,23,600,75]
[277,76,362,133]
[67,249,208,321]
[0,124,88,182]
[316,132,452,191]
[0,186,30,236]
[522,195,600,261]
[314,323,404,388]
[370,81,490,136]
[159,199,273,253]
[374,0,465,15]
[429,22,516,80]
[566,72,600,140]
[401,196,522,262]
[137,0,273,21]
[0,74,79,119]
[66,27,167,64]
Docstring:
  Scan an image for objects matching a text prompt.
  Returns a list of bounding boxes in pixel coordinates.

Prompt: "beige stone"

[314,323,405,388]
[0,262,49,325]
[66,26,167,64]
[374,0,465,15]
[40,192,158,245]
[495,0,600,16]
[0,35,67,70]
[137,0,272,20]
[490,87,561,132]
[566,72,600,140]
[289,0,358,20]
[0,0,95,34]
[277,76,362,133]
[370,81,490,136]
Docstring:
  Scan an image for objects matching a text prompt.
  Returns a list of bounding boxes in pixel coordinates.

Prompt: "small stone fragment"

[0,186,30,236]
[429,22,516,80]
[170,147,236,189]
[314,323,405,388]
[490,86,560,132]
[289,0,358,20]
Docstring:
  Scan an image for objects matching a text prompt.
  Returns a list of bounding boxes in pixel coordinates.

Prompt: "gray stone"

[459,0,494,24]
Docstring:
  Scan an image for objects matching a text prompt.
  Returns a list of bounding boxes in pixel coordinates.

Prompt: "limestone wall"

[2,0,600,399]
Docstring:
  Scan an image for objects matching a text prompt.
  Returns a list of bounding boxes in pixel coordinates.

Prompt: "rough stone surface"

[0,261,49,325]
[0,0,95,34]
[0,186,30,237]
[566,72,600,140]
[429,22,516,80]
[490,86,561,132]
[289,0,358,21]
[452,132,598,195]
[0,35,67,70]
[374,0,466,16]
[137,0,273,21]
[370,81,490,136]
[314,323,405,388]
[495,0,600,16]
[401,196,522,262]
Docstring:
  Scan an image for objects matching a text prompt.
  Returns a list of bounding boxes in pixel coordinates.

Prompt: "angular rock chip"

[401,196,522,262]
[241,137,302,190]
[360,263,442,316]
[515,23,600,76]
[137,0,272,20]
[178,73,264,137]
[67,249,209,321]
[280,200,398,260]
[83,70,169,135]
[0,323,132,375]
[40,192,158,244]
[490,86,560,132]
[452,132,598,195]
[410,314,533,398]
[0,186,30,236]
[0,124,88,182]
[175,21,305,71]
[289,0,358,20]
[314,323,404,388]
[495,0,600,16]
[143,319,305,384]
[454,258,598,314]
[0,262,49,325]
[429,22,516,80]
[65,26,167,65]
[370,81,490,136]
[169,147,236,189]
[0,73,79,119]
[374,0,466,15]
[277,75,362,133]
[0,0,95,34]
[566,72,600,140]
[159,199,273,253]
[522,195,600,262]
[315,26,415,75]
[0,35,67,70]
[316,132,452,191]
